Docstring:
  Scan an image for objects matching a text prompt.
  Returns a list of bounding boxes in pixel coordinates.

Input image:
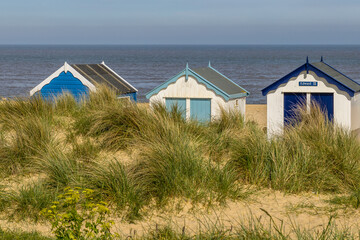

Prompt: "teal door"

[190,98,211,122]
[165,98,186,118]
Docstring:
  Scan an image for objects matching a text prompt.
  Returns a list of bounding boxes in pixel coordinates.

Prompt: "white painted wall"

[149,75,246,120]
[267,70,352,136]
[351,92,360,131]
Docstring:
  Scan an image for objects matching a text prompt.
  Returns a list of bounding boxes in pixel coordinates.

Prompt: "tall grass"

[8,181,58,221]
[0,228,53,240]
[230,103,360,193]
[138,215,355,240]
[0,95,53,126]
[2,87,360,224]
[0,114,56,177]
[83,159,144,220]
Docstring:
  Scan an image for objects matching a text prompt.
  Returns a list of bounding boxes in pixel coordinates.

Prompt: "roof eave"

[146,67,232,100]
[229,92,249,99]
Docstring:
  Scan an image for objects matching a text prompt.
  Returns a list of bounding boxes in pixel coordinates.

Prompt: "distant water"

[1,45,360,104]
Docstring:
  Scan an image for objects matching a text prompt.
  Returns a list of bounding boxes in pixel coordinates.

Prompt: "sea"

[1,45,360,104]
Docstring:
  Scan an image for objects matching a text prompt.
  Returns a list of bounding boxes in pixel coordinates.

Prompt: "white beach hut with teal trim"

[146,62,249,122]
[262,57,360,137]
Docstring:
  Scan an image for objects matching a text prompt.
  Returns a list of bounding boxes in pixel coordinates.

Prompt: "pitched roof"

[146,64,249,100]
[311,62,360,92]
[71,64,137,94]
[192,67,248,95]
[262,60,360,97]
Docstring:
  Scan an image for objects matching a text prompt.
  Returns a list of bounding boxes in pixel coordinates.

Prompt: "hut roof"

[311,62,360,92]
[262,59,360,97]
[146,63,249,100]
[192,66,248,95]
[71,64,137,94]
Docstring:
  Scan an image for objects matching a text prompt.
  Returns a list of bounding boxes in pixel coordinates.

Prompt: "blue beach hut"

[262,57,360,136]
[146,62,249,122]
[30,62,138,101]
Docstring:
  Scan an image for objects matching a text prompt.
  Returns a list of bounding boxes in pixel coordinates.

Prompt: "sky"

[0,0,359,44]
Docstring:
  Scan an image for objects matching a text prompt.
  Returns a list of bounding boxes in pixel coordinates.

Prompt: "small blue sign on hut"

[30,62,138,101]
[299,81,318,86]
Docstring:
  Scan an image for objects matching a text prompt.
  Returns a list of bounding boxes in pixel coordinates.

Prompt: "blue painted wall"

[190,98,211,122]
[121,92,137,102]
[39,71,89,101]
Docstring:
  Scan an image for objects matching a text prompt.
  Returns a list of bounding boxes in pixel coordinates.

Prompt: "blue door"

[165,98,186,119]
[190,98,211,122]
[311,93,334,121]
[284,93,307,126]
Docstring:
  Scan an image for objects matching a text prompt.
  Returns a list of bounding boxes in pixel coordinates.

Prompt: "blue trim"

[262,63,356,97]
[309,64,355,96]
[262,64,307,96]
[146,64,249,100]
[146,68,237,101]
[229,92,249,98]
[145,69,187,99]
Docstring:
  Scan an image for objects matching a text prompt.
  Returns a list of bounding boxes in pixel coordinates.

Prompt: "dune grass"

[1,87,360,225]
[229,103,360,193]
[0,228,52,240]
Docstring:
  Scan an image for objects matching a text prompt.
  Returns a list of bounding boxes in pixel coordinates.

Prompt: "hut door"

[310,93,334,121]
[165,98,186,119]
[190,98,211,122]
[284,93,307,126]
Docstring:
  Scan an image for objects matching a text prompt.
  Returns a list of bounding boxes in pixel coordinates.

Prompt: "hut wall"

[149,75,245,120]
[267,71,351,136]
[351,92,360,131]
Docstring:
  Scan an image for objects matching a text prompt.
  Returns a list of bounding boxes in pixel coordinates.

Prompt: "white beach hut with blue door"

[262,57,360,137]
[146,62,249,122]
[30,62,138,101]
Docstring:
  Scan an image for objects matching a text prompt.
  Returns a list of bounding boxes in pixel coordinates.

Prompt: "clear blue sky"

[1,0,359,44]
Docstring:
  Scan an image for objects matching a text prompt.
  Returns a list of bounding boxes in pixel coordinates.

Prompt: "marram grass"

[1,87,360,223]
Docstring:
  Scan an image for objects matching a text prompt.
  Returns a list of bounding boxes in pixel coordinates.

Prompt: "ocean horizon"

[1,44,360,104]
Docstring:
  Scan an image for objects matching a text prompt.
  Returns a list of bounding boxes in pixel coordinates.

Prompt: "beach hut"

[262,57,360,136]
[146,62,249,122]
[30,62,138,101]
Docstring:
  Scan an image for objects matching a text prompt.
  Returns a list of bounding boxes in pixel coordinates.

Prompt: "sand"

[246,104,267,128]
[1,187,359,238]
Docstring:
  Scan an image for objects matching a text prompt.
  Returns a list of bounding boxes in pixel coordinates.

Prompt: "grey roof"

[71,64,137,94]
[311,62,360,92]
[192,67,248,95]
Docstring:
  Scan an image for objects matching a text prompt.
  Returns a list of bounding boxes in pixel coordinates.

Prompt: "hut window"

[235,100,239,106]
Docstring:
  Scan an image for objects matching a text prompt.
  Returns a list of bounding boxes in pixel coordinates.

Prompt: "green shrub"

[41,187,117,240]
